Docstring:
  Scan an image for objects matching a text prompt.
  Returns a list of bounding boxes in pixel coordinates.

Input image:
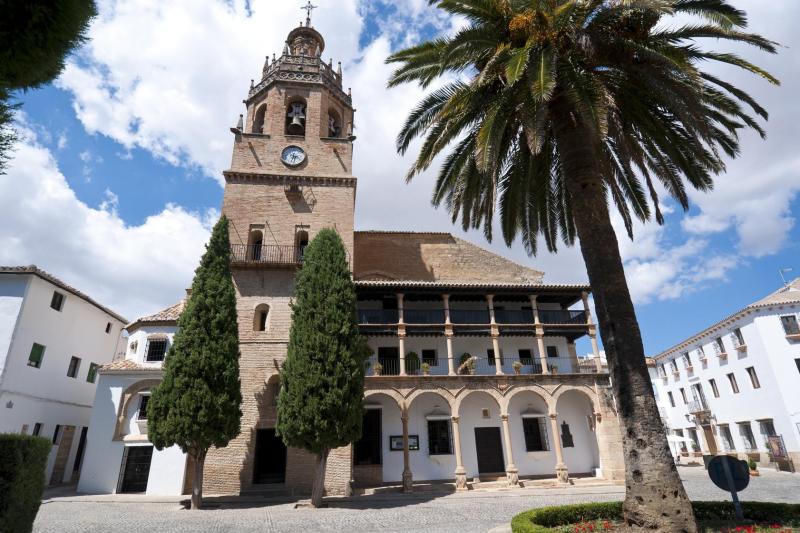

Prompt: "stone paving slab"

[33,467,800,533]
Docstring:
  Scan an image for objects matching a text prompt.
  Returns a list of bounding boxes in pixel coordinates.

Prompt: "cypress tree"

[147,215,242,510]
[277,228,367,508]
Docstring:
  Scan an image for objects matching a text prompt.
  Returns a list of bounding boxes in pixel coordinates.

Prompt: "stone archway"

[554,388,601,477]
[113,379,161,441]
[354,392,403,488]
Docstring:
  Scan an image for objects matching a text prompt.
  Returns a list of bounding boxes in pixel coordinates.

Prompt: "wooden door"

[703,425,718,454]
[474,427,505,474]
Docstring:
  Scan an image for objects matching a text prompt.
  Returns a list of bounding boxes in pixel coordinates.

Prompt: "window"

[670,359,679,372]
[427,420,452,455]
[254,304,270,332]
[688,428,700,450]
[682,352,692,368]
[719,425,735,452]
[327,109,342,138]
[32,423,43,436]
[679,388,688,404]
[52,425,62,445]
[522,417,548,452]
[86,363,99,383]
[145,338,168,362]
[422,349,438,366]
[781,315,800,336]
[738,422,756,451]
[667,391,675,407]
[546,346,558,358]
[67,356,81,378]
[758,419,776,442]
[105,322,112,334]
[709,379,720,398]
[28,343,45,368]
[518,349,534,366]
[727,373,740,394]
[50,291,65,311]
[674,430,688,452]
[252,104,266,134]
[714,337,726,355]
[732,328,745,347]
[487,348,503,366]
[746,367,761,389]
[560,421,574,448]
[658,365,667,378]
[137,395,150,421]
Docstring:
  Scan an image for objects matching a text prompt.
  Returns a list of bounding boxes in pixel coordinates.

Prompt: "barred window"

[145,339,168,362]
[522,417,548,452]
[427,420,452,455]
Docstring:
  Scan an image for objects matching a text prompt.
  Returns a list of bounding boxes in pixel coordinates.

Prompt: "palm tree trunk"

[191,449,206,510]
[552,110,697,532]
[310,448,329,508]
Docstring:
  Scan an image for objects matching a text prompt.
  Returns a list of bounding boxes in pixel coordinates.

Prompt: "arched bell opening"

[327,108,342,138]
[252,103,267,134]
[285,98,307,136]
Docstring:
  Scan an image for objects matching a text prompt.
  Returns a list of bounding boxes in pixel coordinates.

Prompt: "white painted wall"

[78,367,187,495]
[0,273,125,483]
[0,276,27,374]
[652,304,800,459]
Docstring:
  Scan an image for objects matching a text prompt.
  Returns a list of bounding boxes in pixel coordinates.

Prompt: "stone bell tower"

[204,10,357,496]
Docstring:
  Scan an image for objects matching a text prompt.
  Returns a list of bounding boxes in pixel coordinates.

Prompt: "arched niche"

[252,103,267,134]
[285,97,307,136]
[254,303,270,332]
[327,108,342,138]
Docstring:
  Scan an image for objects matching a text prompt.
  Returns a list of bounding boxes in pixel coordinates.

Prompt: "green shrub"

[0,433,52,533]
[511,502,800,532]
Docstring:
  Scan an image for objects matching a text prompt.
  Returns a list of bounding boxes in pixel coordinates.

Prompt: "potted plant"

[421,362,430,376]
[748,458,759,476]
[406,351,420,374]
[691,442,701,456]
[512,361,523,375]
[458,353,475,375]
[373,361,383,376]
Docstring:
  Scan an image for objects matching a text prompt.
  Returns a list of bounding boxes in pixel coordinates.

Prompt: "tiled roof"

[653,278,800,360]
[355,280,589,290]
[0,265,127,323]
[353,231,546,285]
[126,300,185,332]
[100,359,150,372]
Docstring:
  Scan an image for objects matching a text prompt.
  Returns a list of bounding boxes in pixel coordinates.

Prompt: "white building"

[0,266,127,485]
[77,301,188,495]
[650,278,800,472]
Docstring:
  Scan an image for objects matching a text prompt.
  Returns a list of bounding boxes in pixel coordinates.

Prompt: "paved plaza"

[34,467,800,533]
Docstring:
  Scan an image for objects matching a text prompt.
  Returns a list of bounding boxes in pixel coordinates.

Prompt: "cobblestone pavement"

[34,467,800,533]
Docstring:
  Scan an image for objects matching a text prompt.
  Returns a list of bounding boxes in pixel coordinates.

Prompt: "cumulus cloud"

[42,0,800,308]
[0,123,213,321]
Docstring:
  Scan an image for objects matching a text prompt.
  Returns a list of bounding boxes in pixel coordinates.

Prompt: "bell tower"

[207,10,357,497]
[222,11,356,259]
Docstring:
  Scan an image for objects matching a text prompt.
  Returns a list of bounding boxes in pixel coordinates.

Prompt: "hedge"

[0,434,52,533]
[511,502,800,532]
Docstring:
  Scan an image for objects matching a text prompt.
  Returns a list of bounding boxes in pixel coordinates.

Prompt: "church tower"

[205,9,357,496]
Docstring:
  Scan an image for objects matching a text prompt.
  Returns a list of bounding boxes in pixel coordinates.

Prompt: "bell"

[290,115,304,128]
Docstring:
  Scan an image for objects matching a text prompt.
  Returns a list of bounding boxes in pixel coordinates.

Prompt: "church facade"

[78,18,624,497]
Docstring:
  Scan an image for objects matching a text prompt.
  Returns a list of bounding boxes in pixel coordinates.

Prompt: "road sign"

[708,455,750,519]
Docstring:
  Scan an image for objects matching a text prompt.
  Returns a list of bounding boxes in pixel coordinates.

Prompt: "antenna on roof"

[779,267,793,287]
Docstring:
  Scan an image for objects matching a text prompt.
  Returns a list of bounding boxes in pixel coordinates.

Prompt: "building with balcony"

[650,278,800,472]
[76,15,624,497]
[0,266,126,486]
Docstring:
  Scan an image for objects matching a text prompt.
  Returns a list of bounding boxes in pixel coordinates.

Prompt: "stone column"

[401,408,413,493]
[501,414,519,487]
[444,294,456,376]
[452,416,467,490]
[492,335,503,375]
[549,413,569,483]
[399,334,407,376]
[582,291,603,372]
[446,334,455,376]
[567,341,579,373]
[530,295,549,375]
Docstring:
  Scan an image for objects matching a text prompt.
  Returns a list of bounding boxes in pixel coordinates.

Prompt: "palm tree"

[387,1,777,530]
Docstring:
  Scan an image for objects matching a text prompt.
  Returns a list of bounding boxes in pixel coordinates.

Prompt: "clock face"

[281,145,306,167]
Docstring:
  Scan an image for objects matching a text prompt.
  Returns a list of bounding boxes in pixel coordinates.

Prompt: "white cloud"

[0,123,213,321]
[45,0,800,308]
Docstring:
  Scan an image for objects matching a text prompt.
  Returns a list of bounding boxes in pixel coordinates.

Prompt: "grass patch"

[511,502,800,533]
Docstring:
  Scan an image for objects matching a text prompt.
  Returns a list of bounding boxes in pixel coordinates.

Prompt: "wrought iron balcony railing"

[366,355,606,377]
[230,244,304,265]
[538,310,587,324]
[357,309,399,324]
[687,399,710,414]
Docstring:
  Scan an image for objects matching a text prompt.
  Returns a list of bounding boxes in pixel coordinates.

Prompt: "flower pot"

[749,470,760,477]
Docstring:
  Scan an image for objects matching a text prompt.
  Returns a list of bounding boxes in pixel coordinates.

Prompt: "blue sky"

[2,0,799,356]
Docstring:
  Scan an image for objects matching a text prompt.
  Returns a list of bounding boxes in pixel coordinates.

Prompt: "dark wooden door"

[354,409,382,465]
[474,427,505,474]
[253,428,287,484]
[120,446,153,493]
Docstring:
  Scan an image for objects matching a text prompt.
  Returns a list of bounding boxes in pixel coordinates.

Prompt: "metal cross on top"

[302,2,318,25]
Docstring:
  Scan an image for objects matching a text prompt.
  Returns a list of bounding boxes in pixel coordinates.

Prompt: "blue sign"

[708,456,750,492]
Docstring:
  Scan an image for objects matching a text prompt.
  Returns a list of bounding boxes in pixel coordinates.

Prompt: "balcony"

[538,310,587,325]
[367,355,604,377]
[687,399,710,414]
[230,244,304,267]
